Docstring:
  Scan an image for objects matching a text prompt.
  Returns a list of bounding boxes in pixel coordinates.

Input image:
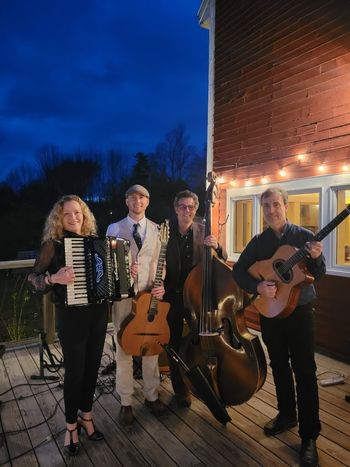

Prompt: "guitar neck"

[150,243,167,309]
[286,204,350,270]
[314,204,350,242]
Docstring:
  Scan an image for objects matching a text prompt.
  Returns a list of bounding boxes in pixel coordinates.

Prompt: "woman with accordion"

[28,194,107,457]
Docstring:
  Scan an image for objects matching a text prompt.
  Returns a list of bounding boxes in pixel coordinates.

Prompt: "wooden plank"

[160,376,289,467]
[93,390,177,467]
[50,338,178,466]
[0,356,12,466]
[98,337,190,466]
[133,384,231,466]
[1,350,39,466]
[1,331,348,467]
[14,347,66,467]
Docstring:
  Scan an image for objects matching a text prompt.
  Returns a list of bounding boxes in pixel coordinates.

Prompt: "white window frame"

[226,173,350,277]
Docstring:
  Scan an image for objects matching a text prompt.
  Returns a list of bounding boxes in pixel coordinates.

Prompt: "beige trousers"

[112,298,160,406]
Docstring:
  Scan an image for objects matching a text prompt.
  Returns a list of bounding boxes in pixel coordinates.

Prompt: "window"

[233,199,253,253]
[259,192,320,233]
[336,189,350,266]
[227,174,350,276]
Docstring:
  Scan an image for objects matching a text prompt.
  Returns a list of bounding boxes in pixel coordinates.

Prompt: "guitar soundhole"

[273,260,292,283]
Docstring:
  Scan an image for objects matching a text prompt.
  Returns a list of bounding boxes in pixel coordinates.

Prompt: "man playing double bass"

[106,184,166,426]
[164,189,227,408]
[232,186,325,467]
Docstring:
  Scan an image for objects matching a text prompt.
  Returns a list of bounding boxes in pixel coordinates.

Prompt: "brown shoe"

[144,398,166,416]
[118,405,134,426]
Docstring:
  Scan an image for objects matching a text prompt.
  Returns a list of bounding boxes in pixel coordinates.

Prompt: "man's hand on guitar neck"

[151,285,165,300]
[305,241,323,259]
[257,280,277,298]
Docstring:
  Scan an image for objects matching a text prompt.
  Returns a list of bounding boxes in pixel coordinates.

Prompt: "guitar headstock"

[159,219,170,245]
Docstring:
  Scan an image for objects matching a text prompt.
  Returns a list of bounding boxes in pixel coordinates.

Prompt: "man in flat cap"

[106,184,166,425]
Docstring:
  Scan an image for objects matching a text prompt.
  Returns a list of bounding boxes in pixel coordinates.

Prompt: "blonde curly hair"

[42,194,97,243]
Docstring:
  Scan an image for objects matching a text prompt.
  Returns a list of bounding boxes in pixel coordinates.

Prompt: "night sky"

[0,1,208,181]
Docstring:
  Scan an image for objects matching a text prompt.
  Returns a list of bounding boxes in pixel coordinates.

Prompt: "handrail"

[0,259,35,270]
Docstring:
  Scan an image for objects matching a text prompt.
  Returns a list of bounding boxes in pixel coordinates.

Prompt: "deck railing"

[0,259,56,345]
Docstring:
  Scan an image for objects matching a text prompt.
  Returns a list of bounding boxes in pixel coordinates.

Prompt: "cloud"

[0,0,208,180]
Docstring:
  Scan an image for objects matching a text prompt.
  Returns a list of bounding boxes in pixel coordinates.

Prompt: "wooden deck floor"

[0,331,349,467]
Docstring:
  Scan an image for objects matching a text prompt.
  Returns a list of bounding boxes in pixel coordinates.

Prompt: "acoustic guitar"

[117,220,170,356]
[248,204,350,318]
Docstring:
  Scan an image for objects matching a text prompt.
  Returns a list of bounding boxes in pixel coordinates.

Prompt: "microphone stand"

[31,330,62,381]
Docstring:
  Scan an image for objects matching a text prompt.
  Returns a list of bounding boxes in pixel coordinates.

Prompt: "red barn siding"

[213,0,350,180]
[212,0,350,361]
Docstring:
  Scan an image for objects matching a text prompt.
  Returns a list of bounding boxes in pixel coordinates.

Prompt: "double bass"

[179,172,266,410]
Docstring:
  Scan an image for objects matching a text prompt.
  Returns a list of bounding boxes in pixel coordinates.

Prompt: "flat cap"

[125,184,150,198]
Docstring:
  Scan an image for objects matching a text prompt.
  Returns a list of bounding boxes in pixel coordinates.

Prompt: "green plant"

[0,270,40,342]
[6,288,30,341]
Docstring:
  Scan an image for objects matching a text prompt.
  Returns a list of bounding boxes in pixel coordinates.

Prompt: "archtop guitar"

[248,204,350,318]
[118,220,170,355]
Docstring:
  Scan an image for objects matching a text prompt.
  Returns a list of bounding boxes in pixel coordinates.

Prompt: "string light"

[279,168,287,177]
[222,156,349,187]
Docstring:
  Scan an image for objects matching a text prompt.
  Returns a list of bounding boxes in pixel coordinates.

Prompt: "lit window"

[260,192,320,233]
[336,189,350,266]
[234,199,253,253]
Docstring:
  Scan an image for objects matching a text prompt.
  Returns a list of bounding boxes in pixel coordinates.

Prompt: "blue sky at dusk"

[0,1,208,181]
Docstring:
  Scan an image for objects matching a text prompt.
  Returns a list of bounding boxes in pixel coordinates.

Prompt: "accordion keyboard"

[64,237,89,305]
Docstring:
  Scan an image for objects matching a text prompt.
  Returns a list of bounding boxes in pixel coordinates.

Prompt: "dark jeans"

[166,292,193,397]
[260,302,321,440]
[57,303,108,424]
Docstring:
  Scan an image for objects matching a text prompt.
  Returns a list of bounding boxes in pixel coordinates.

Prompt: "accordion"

[64,236,134,306]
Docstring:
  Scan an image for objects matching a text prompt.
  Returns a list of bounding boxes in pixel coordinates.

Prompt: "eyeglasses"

[177,204,196,212]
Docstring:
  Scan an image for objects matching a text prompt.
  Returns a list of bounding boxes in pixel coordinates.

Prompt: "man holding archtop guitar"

[233,186,326,467]
[106,184,167,426]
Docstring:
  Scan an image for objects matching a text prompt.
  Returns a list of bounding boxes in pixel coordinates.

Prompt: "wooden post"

[42,293,55,344]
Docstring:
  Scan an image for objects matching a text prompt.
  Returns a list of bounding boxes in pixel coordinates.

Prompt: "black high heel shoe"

[77,415,104,441]
[63,426,80,457]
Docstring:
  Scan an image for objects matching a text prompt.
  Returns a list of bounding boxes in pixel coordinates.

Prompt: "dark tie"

[133,223,142,250]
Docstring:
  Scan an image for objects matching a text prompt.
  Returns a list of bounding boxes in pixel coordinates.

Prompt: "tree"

[35,145,101,200]
[5,163,37,192]
[128,152,151,188]
[155,124,194,181]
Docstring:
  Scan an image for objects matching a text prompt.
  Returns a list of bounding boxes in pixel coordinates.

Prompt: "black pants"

[260,302,321,440]
[57,303,108,424]
[166,292,194,397]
